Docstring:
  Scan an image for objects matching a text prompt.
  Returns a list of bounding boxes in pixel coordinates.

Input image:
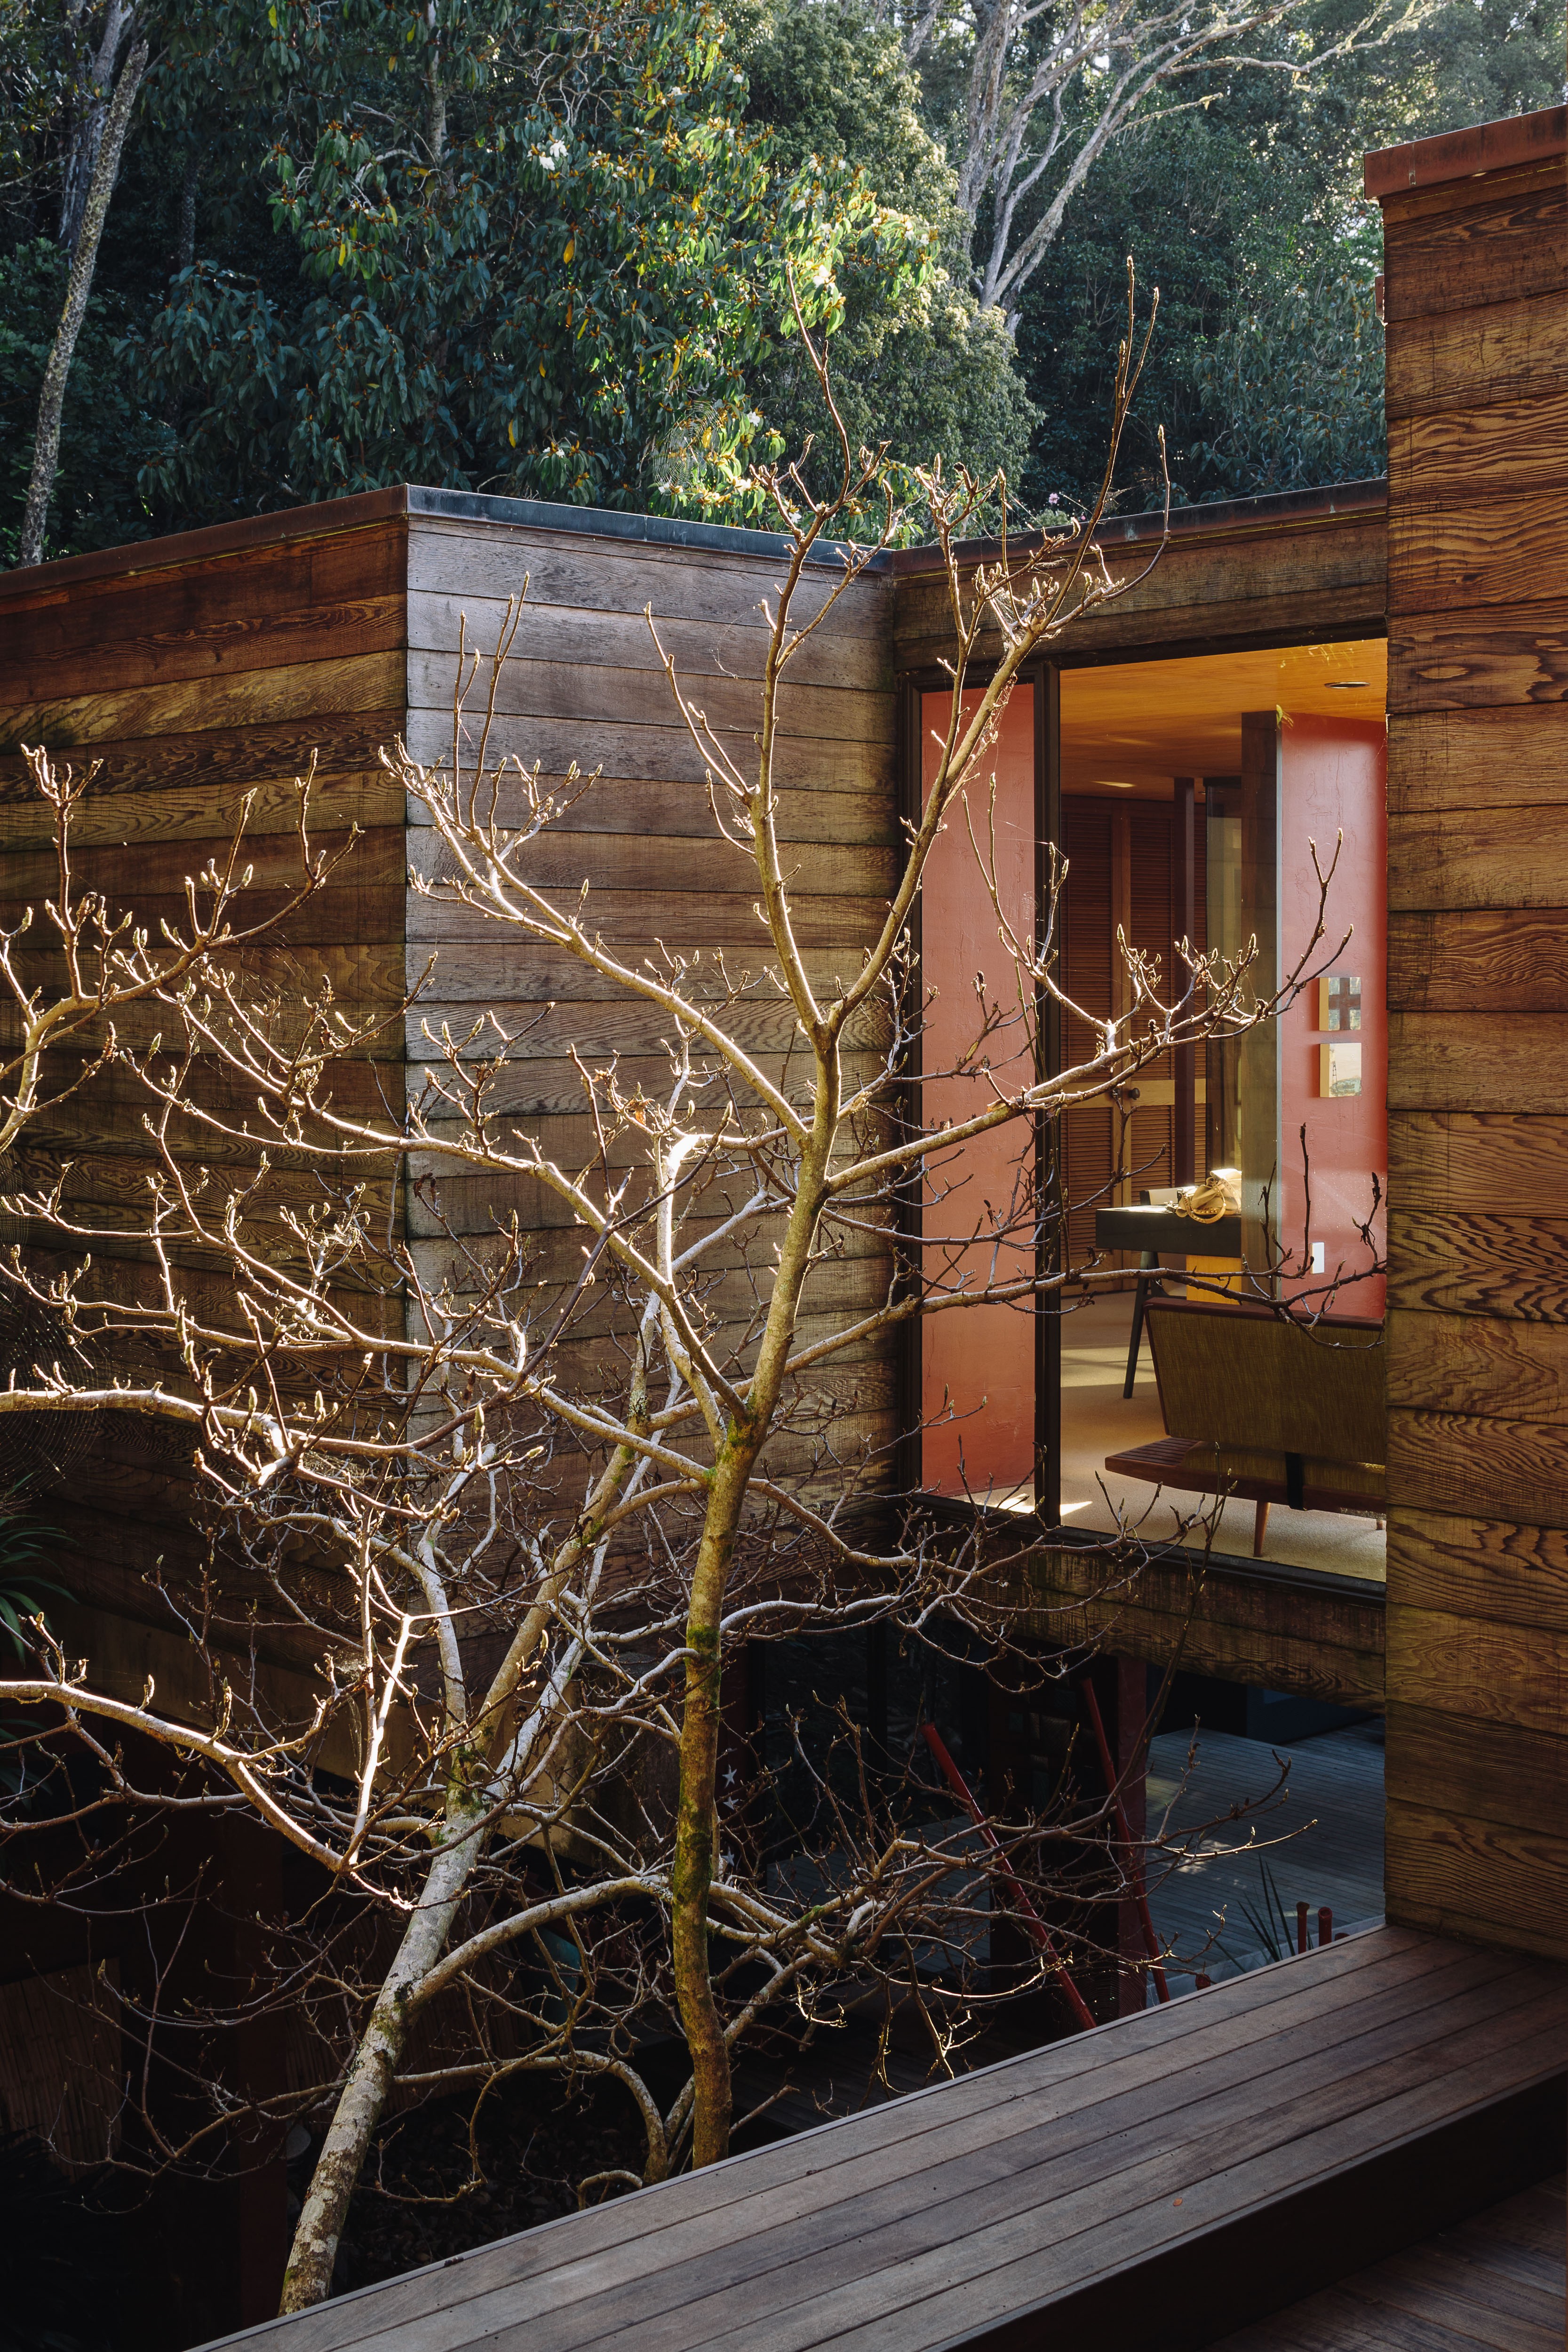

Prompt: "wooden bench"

[201,1930,1566,2352]
[1103,1300,1385,1559]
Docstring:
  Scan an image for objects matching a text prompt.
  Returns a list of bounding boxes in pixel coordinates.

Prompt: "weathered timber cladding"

[1010,1544,1385,1708]
[0,488,904,1669]
[1376,108,1568,1958]
[890,483,1386,673]
[0,495,412,1663]
[403,508,898,1500]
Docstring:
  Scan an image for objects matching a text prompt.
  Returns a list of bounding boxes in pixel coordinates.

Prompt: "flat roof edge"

[890,478,1388,576]
[406,486,880,568]
[0,484,885,602]
[0,459,1381,600]
[0,485,411,599]
[1365,103,1567,198]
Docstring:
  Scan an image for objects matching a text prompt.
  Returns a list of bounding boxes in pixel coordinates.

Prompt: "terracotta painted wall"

[919,686,1036,1497]
[1278,715,1388,1315]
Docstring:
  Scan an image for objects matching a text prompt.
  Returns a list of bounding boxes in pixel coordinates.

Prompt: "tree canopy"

[0,0,1564,558]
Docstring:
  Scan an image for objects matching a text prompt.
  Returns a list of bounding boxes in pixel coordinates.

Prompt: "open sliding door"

[915,673,1057,1508]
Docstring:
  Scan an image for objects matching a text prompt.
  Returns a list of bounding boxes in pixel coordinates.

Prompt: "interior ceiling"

[1059,639,1387,797]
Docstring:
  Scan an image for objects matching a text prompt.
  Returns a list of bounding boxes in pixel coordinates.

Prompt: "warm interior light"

[1213,1166,1241,1180]
[1097,779,1138,789]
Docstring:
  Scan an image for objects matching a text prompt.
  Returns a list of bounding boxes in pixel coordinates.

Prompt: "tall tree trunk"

[18,26,147,569]
[175,152,199,274]
[670,1454,752,2168]
[425,3,445,164]
[58,0,135,258]
[669,1120,834,2166]
[279,1811,485,2311]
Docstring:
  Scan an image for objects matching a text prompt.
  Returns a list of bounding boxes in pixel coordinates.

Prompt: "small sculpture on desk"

[1180,1168,1242,1222]
[1179,1166,1244,1312]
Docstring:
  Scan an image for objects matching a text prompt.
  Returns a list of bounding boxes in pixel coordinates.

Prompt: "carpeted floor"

[1055,1289,1387,1581]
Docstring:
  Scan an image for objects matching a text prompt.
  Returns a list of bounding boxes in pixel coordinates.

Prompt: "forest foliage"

[1,0,1565,560]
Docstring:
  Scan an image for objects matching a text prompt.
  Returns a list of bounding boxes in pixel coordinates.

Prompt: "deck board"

[533,1972,1545,2352]
[204,1930,1565,2352]
[1210,2173,1565,2351]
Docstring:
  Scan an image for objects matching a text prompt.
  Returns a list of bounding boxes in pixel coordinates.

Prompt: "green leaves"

[118,0,912,521]
[0,1494,67,1660]
[1186,263,1385,497]
[0,241,150,565]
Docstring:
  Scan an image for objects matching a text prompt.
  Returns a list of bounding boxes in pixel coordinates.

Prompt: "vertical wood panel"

[1061,800,1114,1274]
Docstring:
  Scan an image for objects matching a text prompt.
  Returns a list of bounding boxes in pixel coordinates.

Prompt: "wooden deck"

[1211,2173,1566,2350]
[207,1928,1565,2352]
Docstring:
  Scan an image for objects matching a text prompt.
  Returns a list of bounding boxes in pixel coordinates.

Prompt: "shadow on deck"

[1211,2171,1566,2349]
[204,1927,1566,2352]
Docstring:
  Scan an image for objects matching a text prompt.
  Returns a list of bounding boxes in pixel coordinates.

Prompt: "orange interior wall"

[1278,714,1387,1315]
[919,687,1037,1497]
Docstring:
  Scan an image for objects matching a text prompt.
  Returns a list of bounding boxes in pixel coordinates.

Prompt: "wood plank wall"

[891,487,1388,675]
[0,494,410,1669]
[1377,110,1568,1960]
[0,485,1389,1700]
[403,510,899,1496]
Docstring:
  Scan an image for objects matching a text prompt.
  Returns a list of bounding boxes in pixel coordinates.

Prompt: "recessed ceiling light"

[1327,680,1369,689]
[1098,779,1138,789]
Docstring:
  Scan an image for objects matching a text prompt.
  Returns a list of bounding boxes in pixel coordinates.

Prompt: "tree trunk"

[279,1813,484,2312]
[58,0,135,258]
[669,1118,835,2166]
[670,1452,752,2168]
[175,153,199,274]
[18,27,147,569]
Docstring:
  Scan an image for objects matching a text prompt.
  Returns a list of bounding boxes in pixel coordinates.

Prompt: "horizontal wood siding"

[891,495,1387,673]
[0,509,410,1651]
[1379,134,1568,1955]
[1014,1545,1384,1708]
[406,514,899,1494]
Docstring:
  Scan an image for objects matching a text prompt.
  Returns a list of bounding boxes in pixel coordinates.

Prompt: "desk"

[1093,1206,1244,1395]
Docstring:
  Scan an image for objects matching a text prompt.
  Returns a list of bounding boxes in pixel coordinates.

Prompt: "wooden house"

[0,96,1563,2351]
[0,478,1390,1723]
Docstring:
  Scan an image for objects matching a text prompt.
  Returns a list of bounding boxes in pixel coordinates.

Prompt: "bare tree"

[0,282,1344,2313]
[898,0,1430,329]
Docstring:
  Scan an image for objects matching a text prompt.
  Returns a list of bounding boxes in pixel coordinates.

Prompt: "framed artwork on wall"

[1321,1040,1363,1097]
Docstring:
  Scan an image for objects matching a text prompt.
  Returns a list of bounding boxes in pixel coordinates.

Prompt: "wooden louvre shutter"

[1059,801,1113,1274]
[1057,796,1209,1274]
[1128,804,1173,1198]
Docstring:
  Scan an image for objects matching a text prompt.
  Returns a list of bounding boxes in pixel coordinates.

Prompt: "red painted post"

[1194,1972,1211,1989]
[1296,1901,1309,1955]
[1318,1906,1332,1948]
[920,1723,1098,2033]
[1077,1674,1170,2003]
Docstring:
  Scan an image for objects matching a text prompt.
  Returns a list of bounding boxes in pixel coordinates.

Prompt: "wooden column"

[1109,1654,1153,2018]
[1172,777,1197,1188]
[1374,104,1568,1961]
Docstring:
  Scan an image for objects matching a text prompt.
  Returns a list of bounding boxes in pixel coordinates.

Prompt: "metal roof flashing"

[404,485,880,567]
